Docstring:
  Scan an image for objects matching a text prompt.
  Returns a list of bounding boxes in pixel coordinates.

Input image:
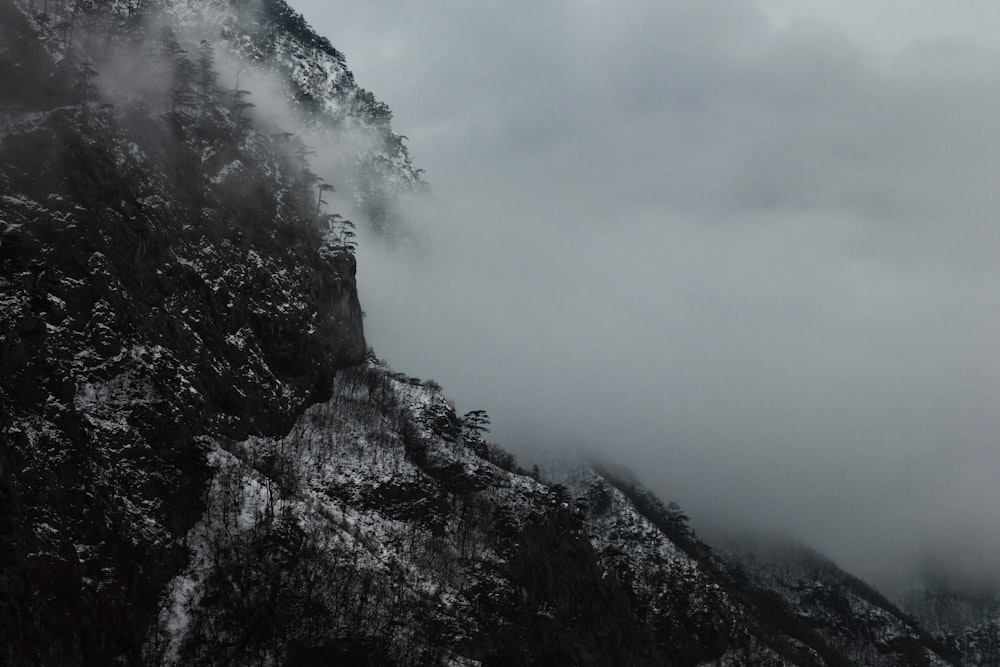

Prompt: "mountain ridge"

[0,0,995,664]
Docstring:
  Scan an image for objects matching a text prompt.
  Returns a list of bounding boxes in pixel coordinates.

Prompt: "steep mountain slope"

[0,0,991,665]
[162,0,426,236]
[137,354,961,666]
[720,538,956,666]
[145,358,661,665]
[897,581,1000,667]
[0,0,367,662]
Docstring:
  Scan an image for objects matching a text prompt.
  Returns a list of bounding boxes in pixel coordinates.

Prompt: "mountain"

[717,537,958,666]
[895,575,1000,667]
[0,0,993,664]
[0,0,370,662]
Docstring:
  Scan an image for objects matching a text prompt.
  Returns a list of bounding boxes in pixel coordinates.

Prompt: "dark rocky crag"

[0,1,364,663]
[1,0,995,665]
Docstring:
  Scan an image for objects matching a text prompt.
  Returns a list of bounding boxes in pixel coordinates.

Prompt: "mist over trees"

[0,0,425,248]
[5,0,1000,664]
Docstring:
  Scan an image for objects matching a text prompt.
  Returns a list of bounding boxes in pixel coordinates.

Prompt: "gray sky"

[291,0,1000,587]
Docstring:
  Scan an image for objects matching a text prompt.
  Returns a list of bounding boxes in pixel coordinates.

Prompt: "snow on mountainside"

[145,358,654,665]
[140,357,797,664]
[720,538,957,666]
[141,352,972,665]
[1,0,995,665]
[560,466,793,665]
[896,583,1000,667]
[163,0,426,235]
[1,0,368,662]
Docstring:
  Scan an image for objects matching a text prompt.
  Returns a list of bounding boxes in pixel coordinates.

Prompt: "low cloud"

[297,0,1000,588]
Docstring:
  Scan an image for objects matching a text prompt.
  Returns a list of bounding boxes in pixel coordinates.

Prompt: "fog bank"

[294,0,1000,588]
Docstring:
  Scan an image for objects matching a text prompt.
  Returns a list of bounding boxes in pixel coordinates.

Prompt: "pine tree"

[290,138,320,214]
[230,75,255,132]
[462,410,491,439]
[160,27,196,113]
[170,53,197,113]
[315,181,335,216]
[159,26,182,60]
[335,216,356,251]
[73,61,99,113]
[54,18,72,49]
[196,40,218,113]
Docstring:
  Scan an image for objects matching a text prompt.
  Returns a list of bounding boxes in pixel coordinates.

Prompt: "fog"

[291,0,1000,588]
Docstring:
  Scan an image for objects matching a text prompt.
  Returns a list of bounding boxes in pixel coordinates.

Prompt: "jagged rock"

[0,1,366,663]
[0,1,992,665]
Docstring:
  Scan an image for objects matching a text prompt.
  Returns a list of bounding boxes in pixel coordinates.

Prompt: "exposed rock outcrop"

[0,4,366,662]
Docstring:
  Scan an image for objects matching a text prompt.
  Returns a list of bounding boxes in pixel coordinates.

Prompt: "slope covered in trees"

[0,0,993,665]
[0,0,367,662]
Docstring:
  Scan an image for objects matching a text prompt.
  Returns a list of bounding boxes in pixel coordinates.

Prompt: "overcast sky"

[291,0,1000,588]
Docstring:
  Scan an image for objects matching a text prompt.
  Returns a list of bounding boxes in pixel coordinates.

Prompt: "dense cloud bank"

[294,0,1000,587]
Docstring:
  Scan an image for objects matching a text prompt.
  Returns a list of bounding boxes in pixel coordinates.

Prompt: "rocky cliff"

[0,0,366,662]
[0,0,994,665]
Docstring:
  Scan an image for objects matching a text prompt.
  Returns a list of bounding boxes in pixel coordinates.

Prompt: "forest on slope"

[1,0,997,665]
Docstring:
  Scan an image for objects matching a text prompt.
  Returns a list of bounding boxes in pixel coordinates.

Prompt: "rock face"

[1,1,994,666]
[141,360,664,666]
[0,2,366,664]
[133,358,960,666]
